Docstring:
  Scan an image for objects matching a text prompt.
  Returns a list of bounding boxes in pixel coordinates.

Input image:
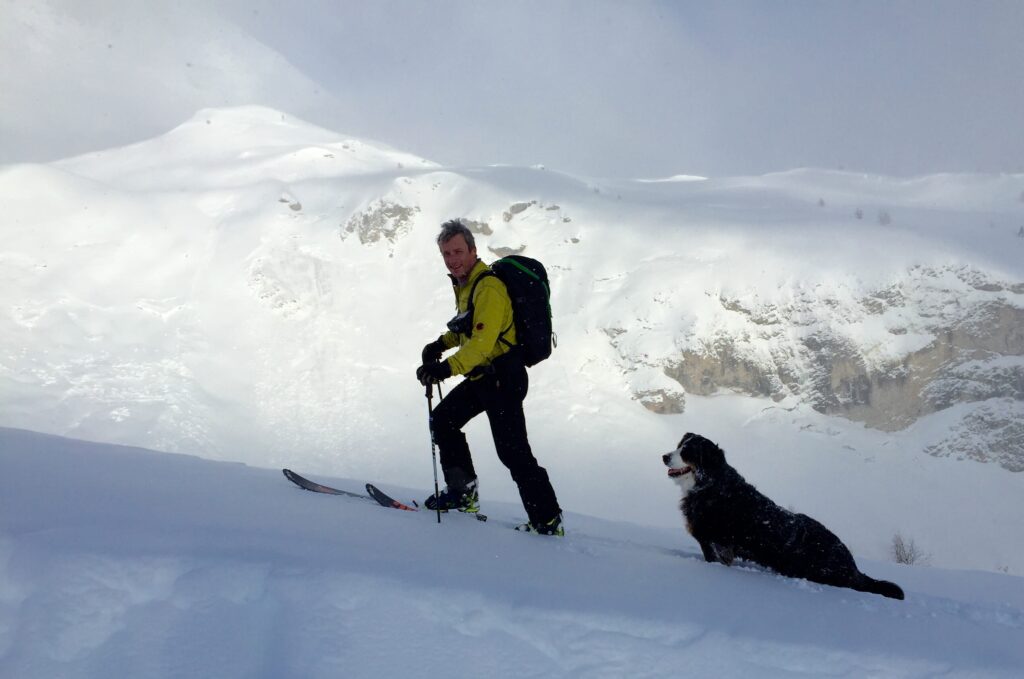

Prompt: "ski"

[367,483,487,521]
[365,483,419,512]
[282,469,486,521]
[282,468,367,499]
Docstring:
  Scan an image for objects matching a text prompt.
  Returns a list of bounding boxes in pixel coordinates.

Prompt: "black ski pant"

[431,353,561,525]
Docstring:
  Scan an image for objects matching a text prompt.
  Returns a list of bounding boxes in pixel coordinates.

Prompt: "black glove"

[421,337,447,364]
[416,361,452,386]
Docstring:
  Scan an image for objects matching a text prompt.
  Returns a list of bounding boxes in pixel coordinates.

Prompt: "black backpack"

[468,255,555,367]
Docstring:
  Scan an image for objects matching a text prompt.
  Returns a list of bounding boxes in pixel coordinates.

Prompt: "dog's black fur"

[663,433,904,600]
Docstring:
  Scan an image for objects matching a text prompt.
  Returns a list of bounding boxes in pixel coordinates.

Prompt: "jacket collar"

[448,259,488,288]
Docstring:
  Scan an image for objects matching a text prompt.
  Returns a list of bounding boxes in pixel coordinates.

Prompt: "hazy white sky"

[2,0,1023,177]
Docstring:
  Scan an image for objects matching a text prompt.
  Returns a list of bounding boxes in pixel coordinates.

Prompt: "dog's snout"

[662,452,673,466]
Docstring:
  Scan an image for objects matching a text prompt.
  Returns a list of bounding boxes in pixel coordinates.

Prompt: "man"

[416,219,563,536]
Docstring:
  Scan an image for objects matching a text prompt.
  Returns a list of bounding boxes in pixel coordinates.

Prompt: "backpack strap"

[466,270,515,347]
[466,270,495,308]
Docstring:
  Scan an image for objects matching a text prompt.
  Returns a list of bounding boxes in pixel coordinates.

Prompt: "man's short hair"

[437,219,476,250]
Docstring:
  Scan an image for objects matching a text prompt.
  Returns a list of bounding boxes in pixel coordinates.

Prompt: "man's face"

[440,234,477,282]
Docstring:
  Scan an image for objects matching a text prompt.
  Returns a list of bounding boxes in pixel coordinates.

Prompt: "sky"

[2,0,1024,178]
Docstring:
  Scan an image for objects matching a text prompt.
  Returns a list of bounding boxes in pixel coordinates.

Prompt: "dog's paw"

[714,544,736,566]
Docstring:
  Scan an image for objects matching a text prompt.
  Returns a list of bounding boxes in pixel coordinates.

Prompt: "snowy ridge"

[2,428,1023,678]
[1,107,1023,577]
[55,107,439,189]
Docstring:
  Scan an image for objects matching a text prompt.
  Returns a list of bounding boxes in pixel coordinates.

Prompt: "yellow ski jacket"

[440,260,517,377]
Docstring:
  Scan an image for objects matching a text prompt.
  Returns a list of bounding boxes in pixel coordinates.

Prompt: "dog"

[663,433,904,600]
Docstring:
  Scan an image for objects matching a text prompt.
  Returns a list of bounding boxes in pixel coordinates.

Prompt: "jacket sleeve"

[445,278,511,376]
[440,330,459,350]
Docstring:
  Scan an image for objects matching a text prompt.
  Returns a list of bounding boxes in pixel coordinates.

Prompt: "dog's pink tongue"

[668,468,683,478]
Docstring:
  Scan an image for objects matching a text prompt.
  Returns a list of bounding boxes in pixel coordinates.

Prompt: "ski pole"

[426,380,442,524]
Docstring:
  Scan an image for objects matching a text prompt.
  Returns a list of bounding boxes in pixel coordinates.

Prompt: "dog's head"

[662,432,726,489]
[662,432,697,491]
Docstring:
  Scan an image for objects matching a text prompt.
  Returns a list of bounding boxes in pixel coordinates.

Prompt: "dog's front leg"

[698,540,718,563]
[714,545,735,566]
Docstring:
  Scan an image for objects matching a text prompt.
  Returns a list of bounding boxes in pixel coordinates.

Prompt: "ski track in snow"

[2,428,1022,678]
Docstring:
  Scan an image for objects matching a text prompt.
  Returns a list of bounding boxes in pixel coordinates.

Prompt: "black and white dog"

[663,433,904,600]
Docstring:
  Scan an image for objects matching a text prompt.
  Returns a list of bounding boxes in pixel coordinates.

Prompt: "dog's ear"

[697,437,726,469]
[679,433,703,465]
[682,435,718,469]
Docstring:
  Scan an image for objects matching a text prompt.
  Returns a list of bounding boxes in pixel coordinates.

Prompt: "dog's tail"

[852,573,905,600]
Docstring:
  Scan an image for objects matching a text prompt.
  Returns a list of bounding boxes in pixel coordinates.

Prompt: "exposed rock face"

[668,301,1024,429]
[923,400,1024,472]
[343,200,419,244]
[462,219,493,236]
[633,389,686,415]
[487,245,525,258]
[618,266,1024,470]
[501,200,572,224]
[503,201,536,222]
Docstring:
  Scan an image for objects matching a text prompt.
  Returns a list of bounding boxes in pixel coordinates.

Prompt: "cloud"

[3,0,1023,177]
[0,0,347,163]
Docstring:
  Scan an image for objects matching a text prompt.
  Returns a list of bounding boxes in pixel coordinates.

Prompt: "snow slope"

[1,106,1023,579]
[2,427,1022,678]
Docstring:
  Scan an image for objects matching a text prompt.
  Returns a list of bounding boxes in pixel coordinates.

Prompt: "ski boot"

[514,513,564,537]
[424,480,479,514]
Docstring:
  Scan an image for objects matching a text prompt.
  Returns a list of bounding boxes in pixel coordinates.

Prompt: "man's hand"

[421,337,447,364]
[416,361,452,386]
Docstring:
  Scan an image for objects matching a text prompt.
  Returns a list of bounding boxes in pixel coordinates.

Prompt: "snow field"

[2,428,1022,678]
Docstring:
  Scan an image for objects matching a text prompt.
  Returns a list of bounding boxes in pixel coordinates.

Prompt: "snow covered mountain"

[2,106,1022,575]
